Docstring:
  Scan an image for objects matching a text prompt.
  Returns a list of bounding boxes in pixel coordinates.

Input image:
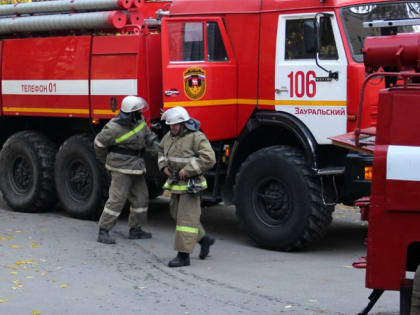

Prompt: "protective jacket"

[94,117,153,175]
[158,129,216,194]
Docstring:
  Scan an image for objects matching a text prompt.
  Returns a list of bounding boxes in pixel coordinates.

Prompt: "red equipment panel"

[376,90,420,211]
[366,88,420,290]
[90,33,163,123]
[91,35,141,121]
[1,36,91,118]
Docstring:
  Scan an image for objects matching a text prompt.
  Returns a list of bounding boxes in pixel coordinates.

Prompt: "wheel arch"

[223,111,318,203]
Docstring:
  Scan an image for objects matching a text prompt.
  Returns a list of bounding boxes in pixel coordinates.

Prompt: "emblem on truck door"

[183,67,206,100]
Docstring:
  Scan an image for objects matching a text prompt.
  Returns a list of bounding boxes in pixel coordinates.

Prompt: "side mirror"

[303,20,317,54]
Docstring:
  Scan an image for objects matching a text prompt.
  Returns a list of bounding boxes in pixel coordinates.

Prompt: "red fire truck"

[0,0,418,251]
[332,30,420,314]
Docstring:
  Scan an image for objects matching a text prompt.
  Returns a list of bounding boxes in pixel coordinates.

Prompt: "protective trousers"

[169,193,205,253]
[99,171,149,231]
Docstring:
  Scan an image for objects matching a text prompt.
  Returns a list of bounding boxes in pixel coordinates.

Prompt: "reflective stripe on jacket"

[158,129,216,194]
[94,118,151,175]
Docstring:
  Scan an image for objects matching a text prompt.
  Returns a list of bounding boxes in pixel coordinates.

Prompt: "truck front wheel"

[0,131,57,212]
[234,145,333,251]
[55,134,108,220]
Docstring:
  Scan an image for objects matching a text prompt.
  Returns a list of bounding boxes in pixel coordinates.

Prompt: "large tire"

[55,134,108,220]
[0,131,57,212]
[234,145,333,251]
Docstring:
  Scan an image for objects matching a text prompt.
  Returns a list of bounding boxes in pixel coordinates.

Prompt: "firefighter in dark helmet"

[94,96,156,244]
[158,106,216,267]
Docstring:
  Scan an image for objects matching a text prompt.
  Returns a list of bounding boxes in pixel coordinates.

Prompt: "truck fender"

[222,111,318,203]
[228,111,318,175]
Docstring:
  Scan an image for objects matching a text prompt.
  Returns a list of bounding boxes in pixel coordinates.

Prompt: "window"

[168,20,228,62]
[207,22,228,61]
[341,2,420,62]
[285,17,338,60]
[168,22,204,62]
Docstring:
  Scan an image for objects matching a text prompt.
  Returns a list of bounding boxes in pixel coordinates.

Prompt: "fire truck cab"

[158,0,420,250]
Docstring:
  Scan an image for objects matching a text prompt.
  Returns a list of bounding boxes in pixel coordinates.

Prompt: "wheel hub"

[254,177,291,225]
[67,160,92,200]
[11,156,33,193]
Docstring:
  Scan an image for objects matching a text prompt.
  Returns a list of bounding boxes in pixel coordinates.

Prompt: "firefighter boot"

[129,227,152,239]
[97,229,116,244]
[168,252,190,268]
[199,235,215,260]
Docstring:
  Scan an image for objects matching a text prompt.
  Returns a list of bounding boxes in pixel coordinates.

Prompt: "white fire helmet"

[121,96,149,113]
[161,106,190,125]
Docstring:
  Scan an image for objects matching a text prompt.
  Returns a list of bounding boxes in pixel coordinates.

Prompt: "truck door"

[275,13,347,144]
[161,17,237,140]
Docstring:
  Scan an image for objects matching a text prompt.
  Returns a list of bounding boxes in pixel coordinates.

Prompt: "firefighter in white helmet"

[94,96,157,244]
[158,106,216,267]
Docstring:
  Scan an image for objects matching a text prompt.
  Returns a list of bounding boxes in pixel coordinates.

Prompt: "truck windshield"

[341,2,420,62]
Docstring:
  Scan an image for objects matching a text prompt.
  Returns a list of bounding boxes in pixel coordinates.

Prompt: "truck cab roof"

[169,0,399,15]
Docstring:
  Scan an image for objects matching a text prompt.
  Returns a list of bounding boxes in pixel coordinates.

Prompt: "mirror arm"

[315,52,339,80]
[314,13,339,80]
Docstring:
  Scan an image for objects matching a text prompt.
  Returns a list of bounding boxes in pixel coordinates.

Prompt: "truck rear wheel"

[55,134,108,220]
[234,145,333,251]
[0,131,57,212]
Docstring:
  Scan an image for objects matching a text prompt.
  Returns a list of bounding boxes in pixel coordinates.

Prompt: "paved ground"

[0,197,399,315]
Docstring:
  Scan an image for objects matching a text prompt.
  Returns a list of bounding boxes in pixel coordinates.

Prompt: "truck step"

[316,167,345,176]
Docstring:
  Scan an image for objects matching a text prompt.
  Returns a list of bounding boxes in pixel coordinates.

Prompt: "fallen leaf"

[25,276,33,279]
[10,272,17,275]
[256,285,264,289]
[11,244,19,249]
[7,236,12,240]
[0,237,5,241]
[41,272,46,277]
[15,230,22,233]
[31,244,39,248]
[60,284,68,288]
[32,311,41,315]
